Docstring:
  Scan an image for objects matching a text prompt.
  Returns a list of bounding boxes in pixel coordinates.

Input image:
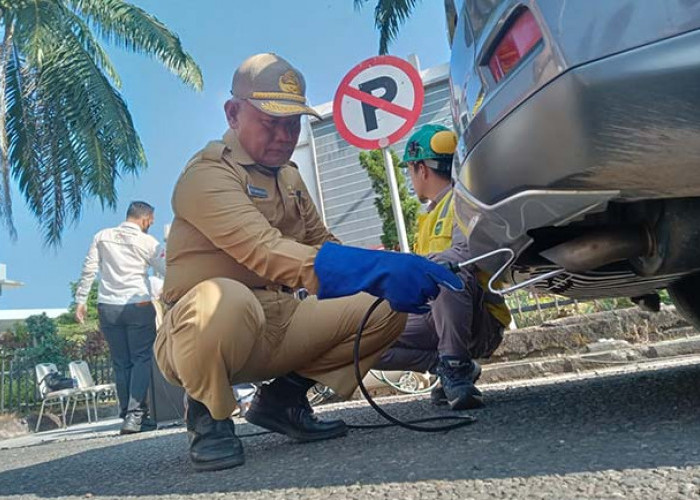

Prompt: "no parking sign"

[333,56,424,150]
[332,56,425,252]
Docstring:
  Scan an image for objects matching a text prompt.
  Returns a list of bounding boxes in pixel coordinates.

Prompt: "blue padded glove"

[314,242,464,314]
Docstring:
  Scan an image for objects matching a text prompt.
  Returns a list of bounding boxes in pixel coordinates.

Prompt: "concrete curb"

[360,308,700,398]
[490,305,694,362]
[480,335,700,384]
[358,334,700,399]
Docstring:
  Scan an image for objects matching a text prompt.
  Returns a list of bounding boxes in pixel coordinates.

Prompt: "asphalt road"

[1,359,699,500]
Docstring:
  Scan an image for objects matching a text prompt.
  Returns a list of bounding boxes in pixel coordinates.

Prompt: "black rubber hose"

[348,297,476,432]
[238,297,477,438]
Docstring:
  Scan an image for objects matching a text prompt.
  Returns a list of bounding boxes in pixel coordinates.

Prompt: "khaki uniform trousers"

[155,278,406,420]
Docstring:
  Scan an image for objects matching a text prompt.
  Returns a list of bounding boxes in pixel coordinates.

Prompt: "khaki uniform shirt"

[163,130,338,304]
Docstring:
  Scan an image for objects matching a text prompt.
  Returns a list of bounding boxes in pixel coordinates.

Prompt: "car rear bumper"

[455,28,700,270]
[453,188,619,273]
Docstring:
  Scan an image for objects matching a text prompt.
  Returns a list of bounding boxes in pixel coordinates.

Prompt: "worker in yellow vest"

[376,124,512,410]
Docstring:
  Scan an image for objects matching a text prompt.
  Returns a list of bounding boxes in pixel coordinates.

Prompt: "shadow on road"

[1,363,699,497]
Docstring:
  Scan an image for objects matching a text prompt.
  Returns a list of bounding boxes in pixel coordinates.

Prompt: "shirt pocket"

[250,194,276,221]
[282,190,307,239]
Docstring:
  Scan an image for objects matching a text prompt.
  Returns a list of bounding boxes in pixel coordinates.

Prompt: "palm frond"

[9,0,146,245]
[6,44,44,220]
[65,0,203,90]
[354,0,420,55]
[0,19,17,239]
[59,4,122,87]
[0,0,201,245]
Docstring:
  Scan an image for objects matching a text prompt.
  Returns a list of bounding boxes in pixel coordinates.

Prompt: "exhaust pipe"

[540,227,653,273]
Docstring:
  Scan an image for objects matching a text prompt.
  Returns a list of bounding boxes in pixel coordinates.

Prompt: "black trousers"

[98,302,157,417]
[376,270,504,373]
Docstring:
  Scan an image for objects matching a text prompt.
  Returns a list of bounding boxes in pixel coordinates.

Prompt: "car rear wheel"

[668,274,700,331]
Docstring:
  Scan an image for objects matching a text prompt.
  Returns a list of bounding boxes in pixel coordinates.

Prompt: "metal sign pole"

[382,147,410,253]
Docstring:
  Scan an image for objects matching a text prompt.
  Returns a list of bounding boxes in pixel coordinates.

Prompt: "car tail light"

[488,9,542,83]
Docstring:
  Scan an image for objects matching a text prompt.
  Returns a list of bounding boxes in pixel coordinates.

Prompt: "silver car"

[445,0,700,325]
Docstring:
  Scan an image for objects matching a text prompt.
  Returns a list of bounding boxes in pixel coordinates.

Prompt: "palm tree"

[0,0,202,245]
[354,0,420,55]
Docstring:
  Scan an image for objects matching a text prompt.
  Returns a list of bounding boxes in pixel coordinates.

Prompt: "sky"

[0,0,451,310]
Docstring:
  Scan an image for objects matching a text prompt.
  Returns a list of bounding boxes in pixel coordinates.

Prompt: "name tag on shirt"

[247,184,268,199]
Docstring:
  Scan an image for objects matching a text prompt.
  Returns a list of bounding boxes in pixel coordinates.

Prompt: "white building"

[0,263,23,297]
[292,61,452,248]
[0,309,69,332]
[0,263,67,331]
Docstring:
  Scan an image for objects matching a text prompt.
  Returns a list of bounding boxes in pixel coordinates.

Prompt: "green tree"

[354,0,420,55]
[0,281,108,360]
[64,280,99,323]
[56,281,104,356]
[359,148,420,250]
[20,313,68,365]
[0,0,203,245]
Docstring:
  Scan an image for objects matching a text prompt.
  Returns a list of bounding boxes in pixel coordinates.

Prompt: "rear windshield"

[467,0,502,39]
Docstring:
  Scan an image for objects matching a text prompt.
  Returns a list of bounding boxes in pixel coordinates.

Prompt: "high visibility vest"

[414,192,512,327]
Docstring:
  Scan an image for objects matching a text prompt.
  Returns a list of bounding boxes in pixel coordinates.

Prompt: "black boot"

[245,373,347,442]
[186,396,245,472]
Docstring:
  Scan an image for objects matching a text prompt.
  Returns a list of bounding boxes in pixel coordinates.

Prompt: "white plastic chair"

[35,363,81,432]
[69,360,115,422]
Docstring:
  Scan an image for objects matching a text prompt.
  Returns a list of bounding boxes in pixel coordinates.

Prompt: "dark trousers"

[98,302,157,417]
[376,270,504,373]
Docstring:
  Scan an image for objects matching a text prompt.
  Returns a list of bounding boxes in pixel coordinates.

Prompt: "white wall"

[0,309,69,331]
[291,128,321,209]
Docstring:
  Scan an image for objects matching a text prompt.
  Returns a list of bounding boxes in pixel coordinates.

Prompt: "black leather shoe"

[120,411,157,435]
[186,396,244,472]
[244,376,347,442]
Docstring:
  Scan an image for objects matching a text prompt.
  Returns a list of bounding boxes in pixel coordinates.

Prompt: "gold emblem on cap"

[260,101,307,115]
[279,70,302,94]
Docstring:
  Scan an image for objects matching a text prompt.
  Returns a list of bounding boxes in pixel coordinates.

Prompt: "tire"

[369,370,439,395]
[668,274,700,331]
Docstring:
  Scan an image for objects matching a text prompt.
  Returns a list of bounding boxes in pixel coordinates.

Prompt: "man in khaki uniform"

[156,53,462,472]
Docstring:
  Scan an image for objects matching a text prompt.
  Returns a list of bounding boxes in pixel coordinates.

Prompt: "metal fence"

[506,291,634,328]
[0,351,114,415]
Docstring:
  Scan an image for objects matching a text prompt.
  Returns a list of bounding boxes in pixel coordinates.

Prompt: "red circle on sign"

[333,55,425,150]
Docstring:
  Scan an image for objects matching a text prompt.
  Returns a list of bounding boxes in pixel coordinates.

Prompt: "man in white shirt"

[75,201,165,434]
